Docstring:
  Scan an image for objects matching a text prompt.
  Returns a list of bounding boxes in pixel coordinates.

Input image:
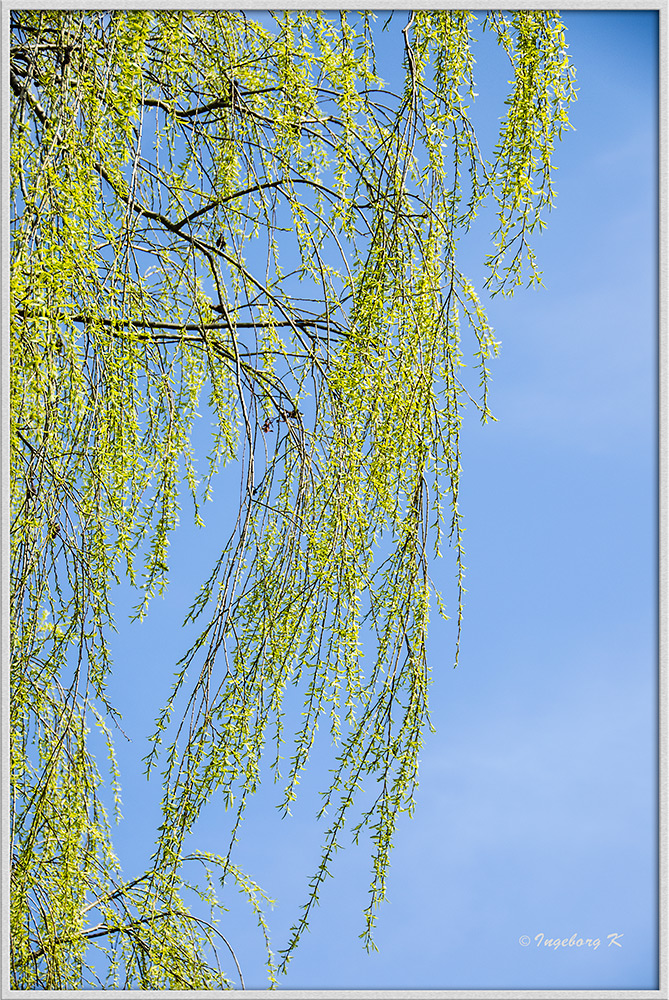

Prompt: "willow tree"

[10,9,575,990]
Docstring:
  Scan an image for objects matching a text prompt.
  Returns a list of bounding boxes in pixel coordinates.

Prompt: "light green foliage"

[10,10,575,988]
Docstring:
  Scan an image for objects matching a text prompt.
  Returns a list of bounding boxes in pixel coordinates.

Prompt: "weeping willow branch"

[10,8,575,989]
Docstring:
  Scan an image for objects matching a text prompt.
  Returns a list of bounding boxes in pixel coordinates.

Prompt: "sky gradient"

[101,10,658,991]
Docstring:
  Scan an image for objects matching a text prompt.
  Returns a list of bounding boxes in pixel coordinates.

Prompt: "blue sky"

[103,10,658,991]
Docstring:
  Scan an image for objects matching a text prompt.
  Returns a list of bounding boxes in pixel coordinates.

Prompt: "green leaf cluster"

[10,9,575,987]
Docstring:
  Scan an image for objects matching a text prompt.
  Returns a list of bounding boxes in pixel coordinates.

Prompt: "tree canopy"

[10,9,575,989]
